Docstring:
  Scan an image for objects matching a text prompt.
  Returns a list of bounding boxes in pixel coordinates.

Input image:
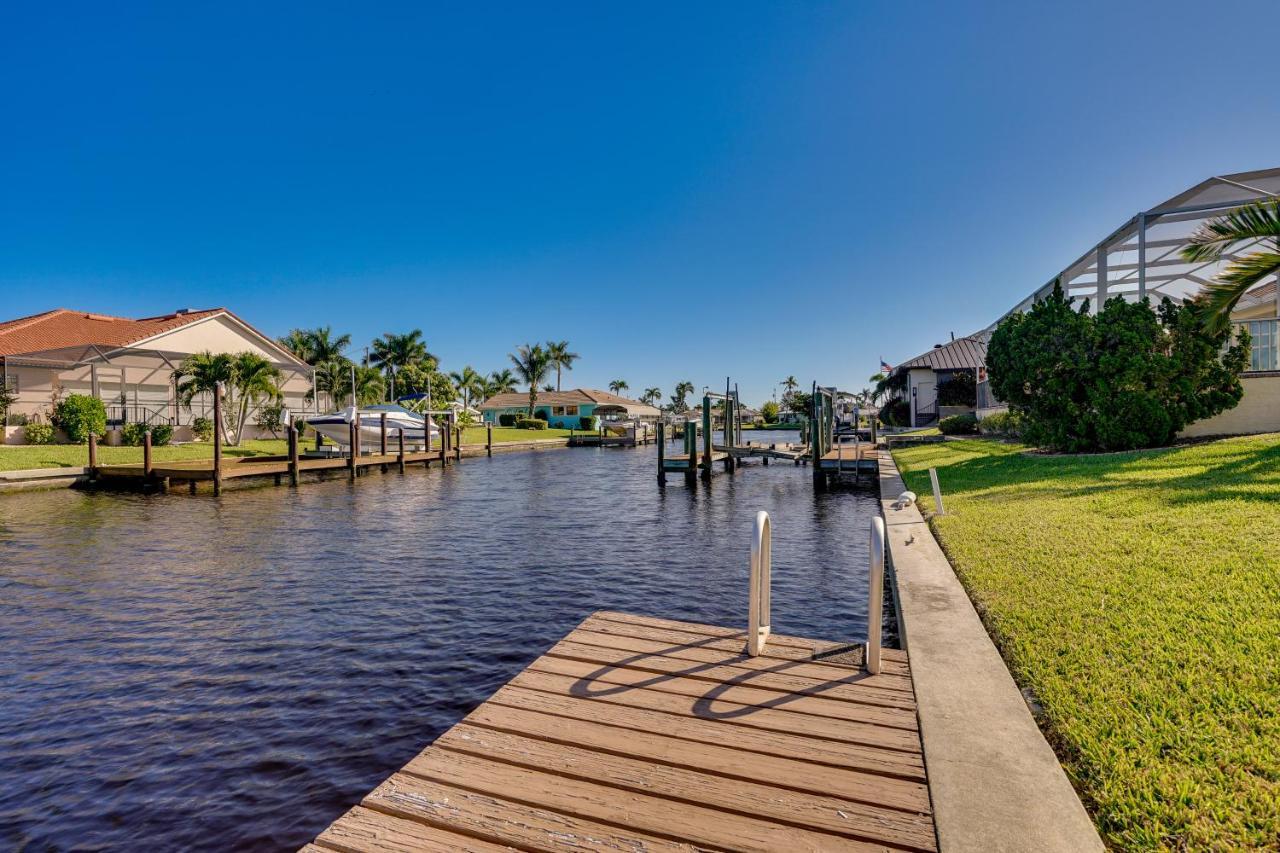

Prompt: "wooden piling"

[486,422,493,457]
[454,419,462,462]
[656,421,666,483]
[348,416,358,480]
[686,421,698,485]
[380,412,388,473]
[87,432,98,478]
[143,430,153,479]
[288,424,300,486]
[701,395,712,481]
[212,382,224,496]
[440,416,449,466]
[397,427,406,474]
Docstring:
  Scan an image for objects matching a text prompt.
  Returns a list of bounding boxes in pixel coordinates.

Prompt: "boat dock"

[306,610,935,852]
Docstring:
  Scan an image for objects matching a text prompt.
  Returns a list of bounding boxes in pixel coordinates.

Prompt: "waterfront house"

[885,333,993,427]
[479,388,660,428]
[0,307,313,444]
[990,167,1280,437]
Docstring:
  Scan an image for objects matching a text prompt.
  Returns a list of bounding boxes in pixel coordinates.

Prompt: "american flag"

[880,358,892,373]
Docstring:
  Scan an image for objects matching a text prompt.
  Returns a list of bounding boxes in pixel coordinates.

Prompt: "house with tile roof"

[1,308,312,443]
[478,388,661,428]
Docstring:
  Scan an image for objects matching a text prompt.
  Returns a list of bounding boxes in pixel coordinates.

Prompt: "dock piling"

[656,421,666,483]
[348,417,357,480]
[288,424,300,486]
[380,412,388,473]
[212,382,223,496]
[143,430,153,480]
[866,516,885,674]
[686,421,698,485]
[486,422,493,457]
[87,432,98,479]
[397,427,406,474]
[701,396,712,481]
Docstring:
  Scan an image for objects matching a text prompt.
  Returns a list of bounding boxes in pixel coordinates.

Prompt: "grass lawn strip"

[892,436,1280,849]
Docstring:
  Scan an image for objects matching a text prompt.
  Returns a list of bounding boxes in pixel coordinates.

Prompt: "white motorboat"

[307,404,438,448]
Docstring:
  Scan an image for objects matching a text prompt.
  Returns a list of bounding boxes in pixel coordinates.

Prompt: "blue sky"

[3,2,1278,405]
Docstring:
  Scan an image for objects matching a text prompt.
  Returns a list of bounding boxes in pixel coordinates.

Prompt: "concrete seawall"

[879,449,1102,852]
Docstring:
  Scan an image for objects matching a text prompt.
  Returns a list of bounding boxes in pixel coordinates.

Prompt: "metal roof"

[894,332,989,373]
[995,167,1280,326]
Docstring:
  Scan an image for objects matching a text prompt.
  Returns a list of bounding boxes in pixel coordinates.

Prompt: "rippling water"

[0,433,887,851]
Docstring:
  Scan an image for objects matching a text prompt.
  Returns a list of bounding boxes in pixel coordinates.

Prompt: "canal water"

[0,432,888,851]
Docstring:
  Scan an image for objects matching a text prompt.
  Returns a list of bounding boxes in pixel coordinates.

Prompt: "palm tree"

[608,379,629,396]
[542,383,556,392]
[670,380,694,413]
[278,329,313,362]
[1180,199,1280,333]
[305,327,352,365]
[449,366,485,410]
[334,365,387,407]
[545,340,580,391]
[509,343,552,416]
[371,331,433,397]
[308,358,351,412]
[488,369,517,395]
[174,351,281,446]
[640,387,662,406]
[228,353,283,445]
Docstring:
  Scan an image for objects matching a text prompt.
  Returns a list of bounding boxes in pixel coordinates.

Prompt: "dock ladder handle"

[748,510,772,656]
[866,517,885,675]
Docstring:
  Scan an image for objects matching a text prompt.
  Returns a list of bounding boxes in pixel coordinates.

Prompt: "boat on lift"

[307,404,438,448]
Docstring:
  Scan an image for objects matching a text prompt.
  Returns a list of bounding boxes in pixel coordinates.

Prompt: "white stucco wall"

[1181,373,1280,438]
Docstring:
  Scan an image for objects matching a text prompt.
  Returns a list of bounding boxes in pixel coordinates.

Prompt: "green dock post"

[685,421,697,485]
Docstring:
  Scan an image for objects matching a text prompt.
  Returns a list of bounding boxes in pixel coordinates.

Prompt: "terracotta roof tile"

[0,308,226,357]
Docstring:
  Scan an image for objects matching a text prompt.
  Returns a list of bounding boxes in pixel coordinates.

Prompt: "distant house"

[479,388,661,428]
[888,332,994,427]
[0,308,312,444]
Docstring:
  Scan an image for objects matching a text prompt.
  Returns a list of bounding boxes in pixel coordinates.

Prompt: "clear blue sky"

[3,2,1278,405]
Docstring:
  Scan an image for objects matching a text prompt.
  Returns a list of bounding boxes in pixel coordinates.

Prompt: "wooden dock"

[818,443,880,476]
[306,611,935,852]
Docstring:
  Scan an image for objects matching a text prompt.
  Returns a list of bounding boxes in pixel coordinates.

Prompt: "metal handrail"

[748,510,772,656]
[866,517,885,675]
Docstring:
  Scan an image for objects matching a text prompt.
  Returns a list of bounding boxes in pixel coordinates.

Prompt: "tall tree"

[305,326,352,365]
[174,351,282,446]
[509,343,552,416]
[227,353,283,445]
[670,380,694,413]
[487,369,517,395]
[608,379,629,395]
[640,387,662,406]
[308,358,351,412]
[278,329,313,362]
[449,366,485,410]
[1180,199,1280,333]
[545,340,580,391]
[333,364,387,408]
[371,331,434,398]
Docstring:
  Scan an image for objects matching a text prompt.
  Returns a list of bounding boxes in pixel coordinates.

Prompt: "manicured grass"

[0,439,293,471]
[461,426,577,443]
[892,436,1280,849]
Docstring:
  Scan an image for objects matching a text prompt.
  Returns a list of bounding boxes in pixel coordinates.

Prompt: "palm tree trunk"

[556,365,562,392]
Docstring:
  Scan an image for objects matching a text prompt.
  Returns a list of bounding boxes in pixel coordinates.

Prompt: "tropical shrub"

[255,402,286,438]
[24,422,55,444]
[579,415,597,430]
[938,413,978,435]
[879,398,910,427]
[937,371,977,407]
[51,394,107,443]
[6,412,29,426]
[516,418,546,430]
[498,413,518,427]
[121,423,148,446]
[150,424,174,446]
[977,410,1022,438]
[987,283,1249,452]
[191,416,214,441]
[761,400,780,423]
[0,382,16,425]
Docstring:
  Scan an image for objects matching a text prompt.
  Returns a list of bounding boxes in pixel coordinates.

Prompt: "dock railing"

[866,516,885,674]
[748,510,772,656]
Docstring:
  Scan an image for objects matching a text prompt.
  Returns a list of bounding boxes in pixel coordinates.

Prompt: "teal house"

[478,388,661,429]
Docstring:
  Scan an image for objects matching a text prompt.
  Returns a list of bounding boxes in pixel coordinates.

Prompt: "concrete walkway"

[879,450,1103,852]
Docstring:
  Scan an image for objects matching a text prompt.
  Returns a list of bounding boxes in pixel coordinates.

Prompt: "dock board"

[661,450,729,470]
[819,444,880,471]
[307,611,935,852]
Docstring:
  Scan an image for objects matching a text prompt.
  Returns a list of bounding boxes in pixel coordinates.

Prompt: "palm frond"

[1180,199,1280,262]
[1193,250,1280,333]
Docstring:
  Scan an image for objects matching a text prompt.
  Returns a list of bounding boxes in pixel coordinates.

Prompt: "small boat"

[307,404,438,449]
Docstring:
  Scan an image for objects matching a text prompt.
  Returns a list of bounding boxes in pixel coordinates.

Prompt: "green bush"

[150,424,174,446]
[497,413,517,427]
[51,394,107,443]
[121,423,148,446]
[987,283,1249,452]
[978,410,1022,438]
[24,422,55,444]
[533,409,549,421]
[879,398,910,427]
[6,412,29,426]
[939,413,978,435]
[937,371,977,407]
[516,418,547,430]
[192,416,214,441]
[255,402,285,438]
[761,400,780,423]
[578,415,597,430]
[121,423,172,446]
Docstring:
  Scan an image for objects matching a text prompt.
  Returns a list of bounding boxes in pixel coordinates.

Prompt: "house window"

[1242,319,1278,372]
[565,405,578,415]
[552,405,565,415]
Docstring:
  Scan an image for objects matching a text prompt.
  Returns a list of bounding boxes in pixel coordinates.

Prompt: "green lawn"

[892,436,1280,849]
[0,428,579,472]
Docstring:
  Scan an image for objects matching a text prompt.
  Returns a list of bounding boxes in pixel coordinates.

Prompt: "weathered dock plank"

[305,611,935,852]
